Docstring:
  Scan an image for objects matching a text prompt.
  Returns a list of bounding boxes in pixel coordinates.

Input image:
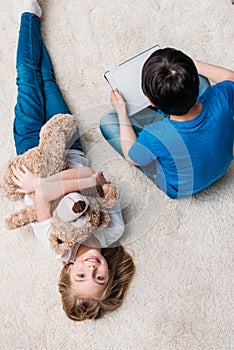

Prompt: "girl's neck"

[170,103,203,122]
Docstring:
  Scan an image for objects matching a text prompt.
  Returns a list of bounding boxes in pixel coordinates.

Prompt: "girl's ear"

[66,265,72,275]
[147,97,155,106]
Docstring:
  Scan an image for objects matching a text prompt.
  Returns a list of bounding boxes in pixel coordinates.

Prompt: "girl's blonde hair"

[58,244,135,321]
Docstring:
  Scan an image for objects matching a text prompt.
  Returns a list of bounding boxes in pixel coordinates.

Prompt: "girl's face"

[67,245,109,299]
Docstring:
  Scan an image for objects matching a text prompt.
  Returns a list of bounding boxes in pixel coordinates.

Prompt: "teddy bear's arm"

[5,204,37,230]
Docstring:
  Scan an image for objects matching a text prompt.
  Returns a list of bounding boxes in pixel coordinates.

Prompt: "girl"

[10,0,135,321]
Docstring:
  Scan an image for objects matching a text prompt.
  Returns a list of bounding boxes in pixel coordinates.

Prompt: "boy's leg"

[100,107,161,157]
[198,74,210,97]
[100,107,159,181]
[14,12,45,155]
[40,43,83,152]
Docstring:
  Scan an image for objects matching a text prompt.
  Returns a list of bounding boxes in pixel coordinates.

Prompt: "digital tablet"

[104,44,160,116]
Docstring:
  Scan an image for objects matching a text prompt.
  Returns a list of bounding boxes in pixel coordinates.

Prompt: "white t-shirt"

[25,150,125,262]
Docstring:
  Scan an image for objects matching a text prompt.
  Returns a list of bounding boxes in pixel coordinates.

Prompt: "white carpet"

[0,1,233,349]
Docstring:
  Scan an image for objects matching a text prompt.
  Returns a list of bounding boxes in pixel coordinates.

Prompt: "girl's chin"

[82,236,101,249]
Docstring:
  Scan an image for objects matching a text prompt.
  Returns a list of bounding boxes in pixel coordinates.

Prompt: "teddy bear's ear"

[49,232,72,254]
[39,130,67,177]
[97,211,110,230]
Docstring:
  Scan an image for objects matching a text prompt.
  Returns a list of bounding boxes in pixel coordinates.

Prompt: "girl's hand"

[11,165,41,194]
[110,88,127,115]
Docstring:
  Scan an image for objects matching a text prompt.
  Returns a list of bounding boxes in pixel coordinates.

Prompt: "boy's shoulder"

[199,80,234,115]
[201,80,234,100]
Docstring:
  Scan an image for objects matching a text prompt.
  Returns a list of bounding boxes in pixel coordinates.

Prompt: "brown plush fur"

[1,114,76,200]
[5,204,37,230]
[0,113,119,255]
[49,207,110,254]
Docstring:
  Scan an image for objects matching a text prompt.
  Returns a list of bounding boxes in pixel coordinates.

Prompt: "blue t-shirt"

[128,81,234,198]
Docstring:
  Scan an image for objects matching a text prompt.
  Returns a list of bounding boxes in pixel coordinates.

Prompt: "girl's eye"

[96,275,104,281]
[77,274,85,278]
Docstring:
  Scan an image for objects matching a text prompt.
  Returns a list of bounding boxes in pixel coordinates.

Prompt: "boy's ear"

[147,97,155,107]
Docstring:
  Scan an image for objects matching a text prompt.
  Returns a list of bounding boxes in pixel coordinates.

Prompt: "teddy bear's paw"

[5,215,23,230]
[80,185,103,198]
[5,205,37,230]
[96,184,119,209]
[1,186,24,200]
[98,211,110,229]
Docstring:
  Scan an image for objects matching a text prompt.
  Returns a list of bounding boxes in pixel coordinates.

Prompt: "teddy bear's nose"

[72,200,86,214]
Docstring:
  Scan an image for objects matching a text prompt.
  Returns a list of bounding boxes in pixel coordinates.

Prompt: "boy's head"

[58,245,135,321]
[142,47,199,116]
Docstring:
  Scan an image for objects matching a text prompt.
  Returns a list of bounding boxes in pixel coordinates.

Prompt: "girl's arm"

[42,167,94,182]
[193,59,234,83]
[11,165,98,222]
[11,165,94,194]
[35,175,97,222]
[110,89,137,166]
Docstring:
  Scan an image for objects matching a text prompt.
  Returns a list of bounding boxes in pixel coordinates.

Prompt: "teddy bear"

[0,113,119,254]
[48,190,115,254]
[0,113,76,228]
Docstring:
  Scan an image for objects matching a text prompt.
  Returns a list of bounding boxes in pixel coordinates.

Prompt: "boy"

[100,48,234,198]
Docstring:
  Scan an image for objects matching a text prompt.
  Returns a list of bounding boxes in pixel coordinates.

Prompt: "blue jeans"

[100,75,211,181]
[14,13,82,155]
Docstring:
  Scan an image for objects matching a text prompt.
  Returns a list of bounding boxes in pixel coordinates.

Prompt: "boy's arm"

[110,89,138,166]
[193,59,234,83]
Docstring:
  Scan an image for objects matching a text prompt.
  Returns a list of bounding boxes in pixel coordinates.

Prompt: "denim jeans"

[100,75,211,181]
[14,13,82,155]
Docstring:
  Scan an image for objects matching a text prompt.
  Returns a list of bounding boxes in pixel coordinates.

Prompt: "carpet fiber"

[0,1,233,349]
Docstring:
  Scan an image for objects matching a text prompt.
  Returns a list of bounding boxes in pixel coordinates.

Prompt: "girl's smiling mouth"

[85,256,101,263]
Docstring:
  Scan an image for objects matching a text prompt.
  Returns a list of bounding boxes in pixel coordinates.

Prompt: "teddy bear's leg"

[80,185,104,198]
[5,205,37,230]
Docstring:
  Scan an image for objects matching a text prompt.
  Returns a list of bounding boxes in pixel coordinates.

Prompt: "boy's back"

[100,47,234,198]
[128,80,234,198]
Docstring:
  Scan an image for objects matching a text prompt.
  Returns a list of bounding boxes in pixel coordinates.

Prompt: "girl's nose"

[88,264,96,269]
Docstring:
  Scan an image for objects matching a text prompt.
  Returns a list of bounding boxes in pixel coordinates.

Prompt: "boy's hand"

[110,88,127,115]
[11,165,41,194]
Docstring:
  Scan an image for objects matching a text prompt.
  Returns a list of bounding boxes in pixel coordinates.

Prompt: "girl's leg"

[40,44,70,120]
[40,43,83,151]
[14,12,44,155]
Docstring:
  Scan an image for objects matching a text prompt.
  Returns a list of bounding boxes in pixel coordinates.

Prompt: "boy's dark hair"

[142,47,199,115]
